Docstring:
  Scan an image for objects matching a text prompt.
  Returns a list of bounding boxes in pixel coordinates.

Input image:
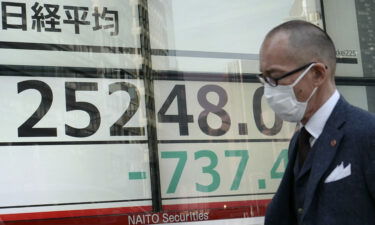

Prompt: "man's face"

[259,33,316,102]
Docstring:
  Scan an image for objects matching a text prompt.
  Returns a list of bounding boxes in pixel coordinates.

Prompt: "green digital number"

[270,149,288,179]
[161,151,187,193]
[162,149,251,193]
[225,150,249,190]
[195,150,220,192]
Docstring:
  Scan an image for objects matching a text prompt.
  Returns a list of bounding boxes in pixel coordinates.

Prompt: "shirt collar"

[304,90,340,140]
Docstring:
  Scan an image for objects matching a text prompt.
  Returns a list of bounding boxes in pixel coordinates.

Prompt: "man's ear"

[312,63,328,86]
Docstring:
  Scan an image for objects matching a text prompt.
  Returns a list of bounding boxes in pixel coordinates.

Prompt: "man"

[258,20,375,225]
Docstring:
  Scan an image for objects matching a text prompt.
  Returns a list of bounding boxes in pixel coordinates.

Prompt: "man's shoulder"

[345,103,375,127]
[340,102,375,141]
[332,97,375,125]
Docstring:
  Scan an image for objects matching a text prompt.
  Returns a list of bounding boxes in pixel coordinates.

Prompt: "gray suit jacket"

[265,97,375,225]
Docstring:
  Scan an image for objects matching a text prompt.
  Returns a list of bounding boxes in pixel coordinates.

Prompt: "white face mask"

[264,63,317,122]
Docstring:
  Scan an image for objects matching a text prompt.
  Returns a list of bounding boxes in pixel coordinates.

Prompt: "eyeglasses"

[257,62,316,87]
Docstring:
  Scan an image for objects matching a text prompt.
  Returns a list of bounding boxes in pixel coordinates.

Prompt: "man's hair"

[265,20,336,77]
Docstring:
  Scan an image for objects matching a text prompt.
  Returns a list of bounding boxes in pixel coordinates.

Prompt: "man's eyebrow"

[263,68,285,77]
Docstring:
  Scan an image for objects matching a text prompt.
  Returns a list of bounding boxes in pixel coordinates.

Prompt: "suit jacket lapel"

[302,97,348,219]
[289,131,299,162]
[266,131,299,225]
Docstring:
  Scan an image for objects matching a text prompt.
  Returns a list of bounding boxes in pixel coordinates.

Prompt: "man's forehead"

[261,32,290,53]
[259,32,297,71]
